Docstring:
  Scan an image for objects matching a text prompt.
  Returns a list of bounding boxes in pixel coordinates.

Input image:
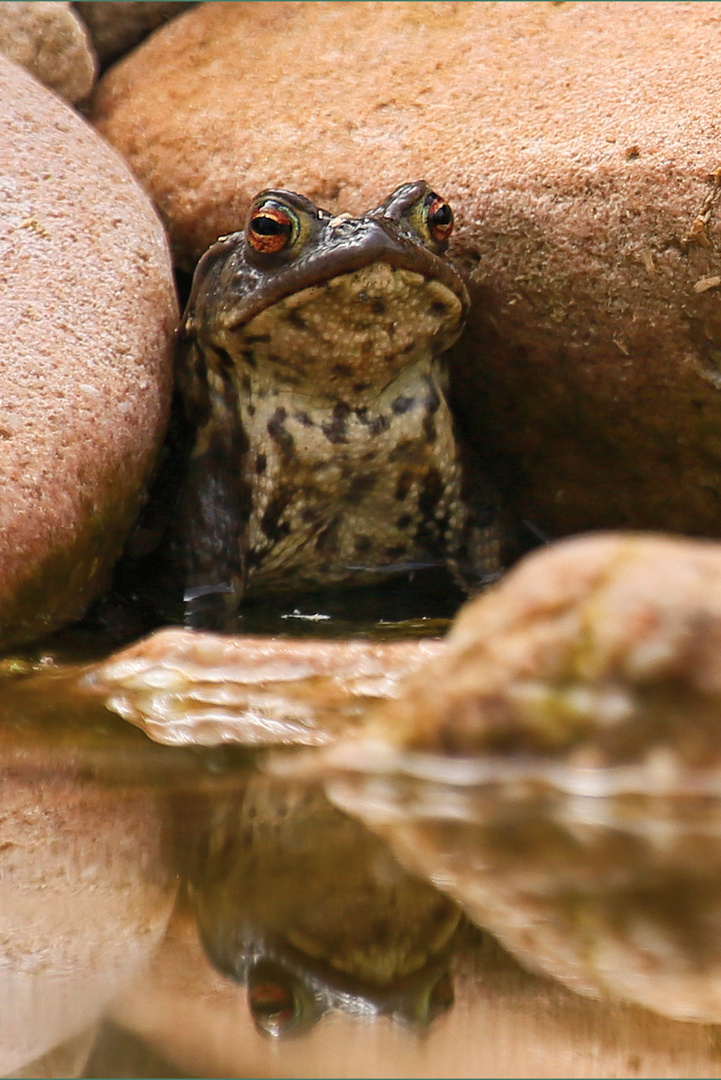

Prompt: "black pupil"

[252,213,291,236]
[429,202,452,227]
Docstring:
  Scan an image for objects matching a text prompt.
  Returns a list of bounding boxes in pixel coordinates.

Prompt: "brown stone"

[86,630,443,746]
[0,55,176,650]
[0,2,96,103]
[72,531,721,763]
[91,1,721,538]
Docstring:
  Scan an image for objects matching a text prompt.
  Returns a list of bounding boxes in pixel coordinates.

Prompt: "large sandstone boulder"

[0,56,176,650]
[91,2,721,538]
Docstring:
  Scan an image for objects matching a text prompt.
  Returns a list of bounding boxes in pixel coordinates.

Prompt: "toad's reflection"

[176,776,460,1036]
[325,770,721,1026]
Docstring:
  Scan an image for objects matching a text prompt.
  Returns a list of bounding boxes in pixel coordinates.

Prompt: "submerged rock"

[325,775,721,1025]
[91,2,721,537]
[0,56,176,649]
[0,743,176,1074]
[16,529,721,1025]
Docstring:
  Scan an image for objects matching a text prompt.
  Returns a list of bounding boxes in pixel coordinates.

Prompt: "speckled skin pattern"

[176,181,501,615]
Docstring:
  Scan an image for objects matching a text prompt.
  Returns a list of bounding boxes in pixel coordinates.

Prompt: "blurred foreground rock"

[91,2,721,537]
[15,529,721,1028]
[303,533,721,1022]
[0,55,176,650]
[69,532,721,768]
[333,532,721,766]
[85,630,443,746]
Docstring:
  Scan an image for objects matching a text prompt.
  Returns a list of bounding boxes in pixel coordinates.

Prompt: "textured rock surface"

[0,56,176,650]
[91,1,721,537]
[75,1,195,65]
[0,1,96,103]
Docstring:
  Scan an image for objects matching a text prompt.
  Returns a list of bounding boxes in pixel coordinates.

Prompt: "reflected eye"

[248,976,298,1036]
[247,201,298,254]
[247,959,322,1038]
[426,194,454,244]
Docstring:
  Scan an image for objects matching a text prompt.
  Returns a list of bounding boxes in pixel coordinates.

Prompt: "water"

[4,575,721,1077]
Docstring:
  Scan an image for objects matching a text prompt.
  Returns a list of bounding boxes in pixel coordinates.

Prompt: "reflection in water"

[177,776,460,1036]
[0,705,178,1078]
[8,657,721,1074]
[324,762,721,1025]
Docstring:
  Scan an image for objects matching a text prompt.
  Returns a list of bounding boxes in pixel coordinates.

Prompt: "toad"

[174,181,502,619]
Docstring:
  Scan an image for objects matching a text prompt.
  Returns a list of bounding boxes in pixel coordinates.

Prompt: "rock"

[59,531,721,763]
[0,2,96,104]
[325,532,721,764]
[0,56,176,650]
[91,2,721,538]
[306,532,721,1022]
[326,725,721,1025]
[74,2,195,67]
[81,629,443,746]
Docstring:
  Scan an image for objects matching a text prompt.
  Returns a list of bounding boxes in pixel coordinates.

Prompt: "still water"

[3,576,721,1078]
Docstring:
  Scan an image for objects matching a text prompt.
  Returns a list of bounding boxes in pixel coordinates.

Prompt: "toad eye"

[247,201,298,254]
[406,189,455,250]
[426,194,454,244]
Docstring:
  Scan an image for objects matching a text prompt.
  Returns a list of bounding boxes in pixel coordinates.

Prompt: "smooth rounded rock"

[0,2,96,104]
[0,56,176,649]
[91,1,721,538]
